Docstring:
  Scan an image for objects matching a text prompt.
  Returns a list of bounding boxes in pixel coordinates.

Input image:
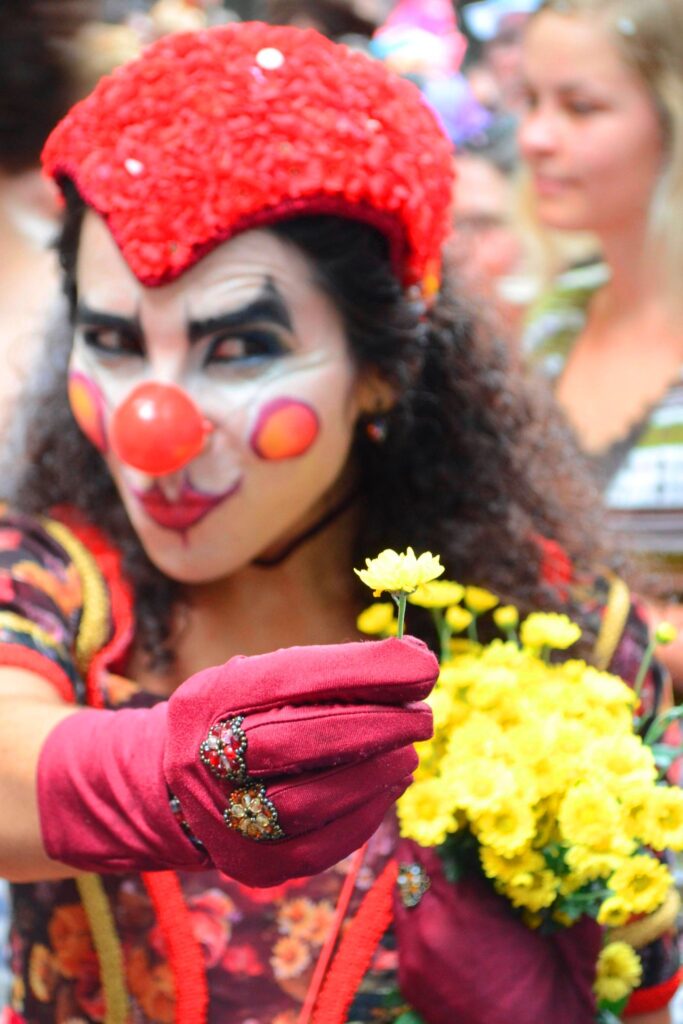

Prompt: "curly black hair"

[2,186,610,667]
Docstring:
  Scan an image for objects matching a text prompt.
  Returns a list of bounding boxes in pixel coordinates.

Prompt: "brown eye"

[209,336,248,361]
[82,327,143,356]
[206,329,287,366]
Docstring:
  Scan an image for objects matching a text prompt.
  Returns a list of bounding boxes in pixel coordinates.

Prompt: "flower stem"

[396,592,407,638]
[432,609,451,661]
[634,638,657,702]
[467,615,478,643]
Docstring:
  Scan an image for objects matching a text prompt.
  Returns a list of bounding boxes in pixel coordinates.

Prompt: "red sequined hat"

[42,22,454,295]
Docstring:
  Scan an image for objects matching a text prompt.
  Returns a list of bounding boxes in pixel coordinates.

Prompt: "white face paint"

[72,212,373,582]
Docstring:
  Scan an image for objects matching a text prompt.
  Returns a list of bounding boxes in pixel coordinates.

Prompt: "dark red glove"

[38,637,436,886]
[394,840,601,1024]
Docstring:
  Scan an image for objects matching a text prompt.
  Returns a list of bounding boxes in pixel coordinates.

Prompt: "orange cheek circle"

[250,398,320,461]
[68,371,108,453]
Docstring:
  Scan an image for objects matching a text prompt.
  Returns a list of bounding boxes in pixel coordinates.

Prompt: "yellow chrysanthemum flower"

[479,846,544,883]
[565,846,622,884]
[609,855,672,915]
[354,547,444,596]
[597,896,631,928]
[500,867,559,912]
[445,606,473,633]
[388,566,683,933]
[474,800,536,857]
[356,603,396,636]
[620,786,654,844]
[465,666,517,711]
[558,871,584,897]
[426,688,459,731]
[397,778,459,846]
[445,713,507,761]
[464,586,499,614]
[436,662,469,687]
[449,759,517,815]
[587,735,657,793]
[493,605,519,630]
[408,580,465,608]
[519,613,581,651]
[594,942,642,1004]
[645,786,683,851]
[558,784,621,851]
[580,667,637,713]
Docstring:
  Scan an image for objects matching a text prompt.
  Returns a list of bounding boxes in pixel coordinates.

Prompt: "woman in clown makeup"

[0,22,672,1024]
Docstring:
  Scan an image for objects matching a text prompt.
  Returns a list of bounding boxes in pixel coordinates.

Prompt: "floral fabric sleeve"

[0,508,89,703]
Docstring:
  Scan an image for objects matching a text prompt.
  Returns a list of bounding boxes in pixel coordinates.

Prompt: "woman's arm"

[0,668,81,881]
[1,639,437,887]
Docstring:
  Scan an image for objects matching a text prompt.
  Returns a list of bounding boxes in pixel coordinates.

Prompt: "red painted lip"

[133,477,241,532]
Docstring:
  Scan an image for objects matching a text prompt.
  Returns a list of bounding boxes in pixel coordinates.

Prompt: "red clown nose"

[110,382,213,476]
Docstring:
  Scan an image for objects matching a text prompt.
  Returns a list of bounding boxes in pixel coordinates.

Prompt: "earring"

[365,414,388,444]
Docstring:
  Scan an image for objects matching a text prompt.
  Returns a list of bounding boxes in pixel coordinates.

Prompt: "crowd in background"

[3,0,683,1016]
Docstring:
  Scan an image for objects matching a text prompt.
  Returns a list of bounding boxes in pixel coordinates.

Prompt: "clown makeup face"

[72,212,380,582]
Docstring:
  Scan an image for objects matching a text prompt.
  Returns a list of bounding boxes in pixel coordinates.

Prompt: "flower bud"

[655,622,677,646]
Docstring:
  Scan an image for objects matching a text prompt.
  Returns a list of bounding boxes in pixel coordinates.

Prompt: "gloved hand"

[38,637,436,885]
[394,840,601,1024]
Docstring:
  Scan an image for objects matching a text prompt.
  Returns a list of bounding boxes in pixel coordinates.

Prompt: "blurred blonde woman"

[520,0,683,696]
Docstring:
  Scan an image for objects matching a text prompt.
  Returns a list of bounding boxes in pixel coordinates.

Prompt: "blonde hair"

[529,0,683,301]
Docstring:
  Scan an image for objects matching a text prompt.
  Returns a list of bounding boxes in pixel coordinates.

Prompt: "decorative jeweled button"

[397,862,431,908]
[224,785,285,841]
[199,715,248,782]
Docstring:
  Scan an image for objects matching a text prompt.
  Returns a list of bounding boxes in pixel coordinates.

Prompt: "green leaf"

[552,900,585,922]
[650,743,683,772]
[542,843,569,874]
[441,858,462,884]
[644,706,683,745]
[395,1012,427,1024]
[598,994,629,1018]
[560,885,609,911]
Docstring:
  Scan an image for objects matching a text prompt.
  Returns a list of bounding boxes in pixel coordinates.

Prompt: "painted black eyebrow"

[188,280,293,344]
[74,304,142,340]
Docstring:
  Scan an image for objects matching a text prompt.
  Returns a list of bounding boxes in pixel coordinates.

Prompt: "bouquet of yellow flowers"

[355,548,683,1021]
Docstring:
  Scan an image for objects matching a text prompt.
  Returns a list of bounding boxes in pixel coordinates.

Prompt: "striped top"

[524,263,683,591]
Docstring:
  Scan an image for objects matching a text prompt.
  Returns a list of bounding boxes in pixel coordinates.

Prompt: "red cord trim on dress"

[0,643,75,703]
[311,858,399,1024]
[298,843,368,1024]
[141,871,209,1024]
[624,966,683,1016]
